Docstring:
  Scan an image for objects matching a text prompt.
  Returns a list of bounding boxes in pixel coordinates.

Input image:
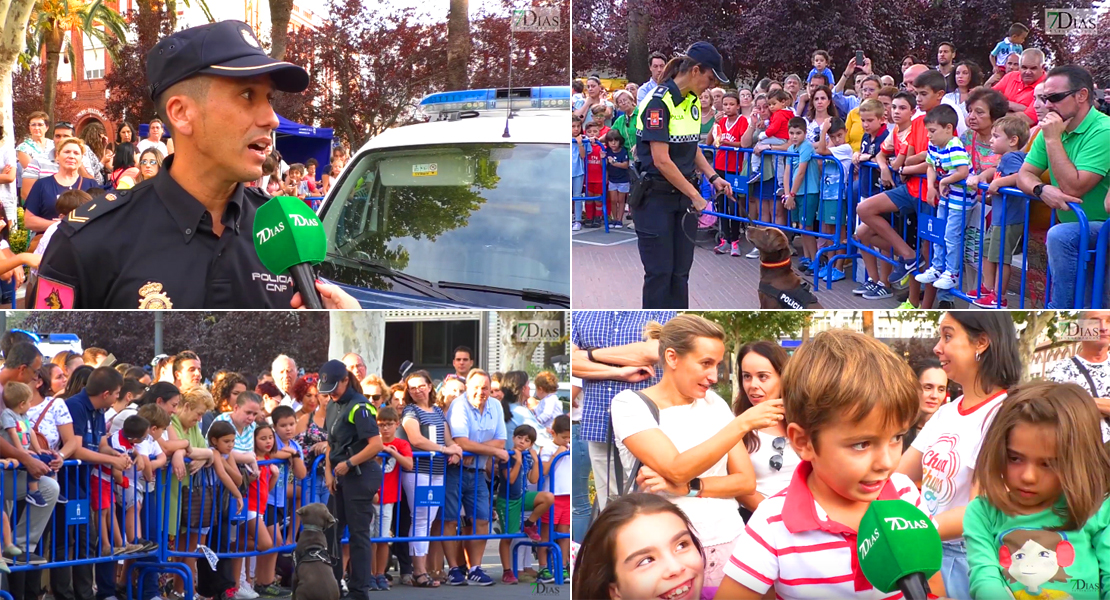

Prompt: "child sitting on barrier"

[495,424,555,584]
[372,407,413,591]
[244,424,277,596]
[783,117,822,272]
[814,117,854,282]
[2,381,62,507]
[915,104,972,292]
[283,163,310,201]
[602,130,631,229]
[971,115,1030,309]
[536,415,571,585]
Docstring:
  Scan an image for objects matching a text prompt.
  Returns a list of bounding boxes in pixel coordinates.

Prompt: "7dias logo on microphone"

[290,214,320,227]
[255,222,285,245]
[884,517,930,531]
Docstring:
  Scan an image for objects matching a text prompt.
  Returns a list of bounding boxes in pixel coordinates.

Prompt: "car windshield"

[319,142,569,297]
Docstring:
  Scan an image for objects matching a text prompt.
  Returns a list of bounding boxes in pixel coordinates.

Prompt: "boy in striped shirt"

[914,104,972,292]
[715,329,926,600]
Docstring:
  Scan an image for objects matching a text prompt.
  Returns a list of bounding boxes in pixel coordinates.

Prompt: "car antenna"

[503,10,514,138]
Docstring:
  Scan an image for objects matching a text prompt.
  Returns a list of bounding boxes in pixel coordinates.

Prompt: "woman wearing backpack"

[609,314,783,599]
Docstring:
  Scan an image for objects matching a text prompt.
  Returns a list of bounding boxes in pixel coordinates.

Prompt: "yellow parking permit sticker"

[413,163,438,177]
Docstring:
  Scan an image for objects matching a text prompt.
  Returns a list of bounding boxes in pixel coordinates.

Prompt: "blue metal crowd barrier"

[572,158,611,232]
[848,162,1104,308]
[305,196,323,211]
[698,145,852,290]
[667,141,1107,308]
[302,449,570,584]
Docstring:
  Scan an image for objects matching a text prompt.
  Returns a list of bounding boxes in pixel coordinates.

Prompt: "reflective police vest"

[635,84,701,144]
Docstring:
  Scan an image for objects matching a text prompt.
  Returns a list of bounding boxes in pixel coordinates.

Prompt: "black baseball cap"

[318,360,349,395]
[686,41,729,84]
[147,20,309,101]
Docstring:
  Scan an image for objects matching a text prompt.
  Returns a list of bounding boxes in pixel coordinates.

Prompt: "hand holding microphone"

[857,499,942,600]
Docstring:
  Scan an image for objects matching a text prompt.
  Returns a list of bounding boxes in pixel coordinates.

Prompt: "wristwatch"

[686,477,702,497]
[1033,183,1046,198]
[344,459,354,470]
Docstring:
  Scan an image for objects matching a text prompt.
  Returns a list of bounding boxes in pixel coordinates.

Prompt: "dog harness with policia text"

[758,282,819,310]
[634,80,701,178]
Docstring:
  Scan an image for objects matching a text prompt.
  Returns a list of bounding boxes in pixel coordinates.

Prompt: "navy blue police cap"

[686,41,729,84]
[147,20,309,101]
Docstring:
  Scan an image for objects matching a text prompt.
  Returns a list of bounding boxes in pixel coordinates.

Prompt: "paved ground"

[573,222,902,309]
[35,541,561,600]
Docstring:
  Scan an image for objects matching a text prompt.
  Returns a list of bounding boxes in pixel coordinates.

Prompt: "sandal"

[413,573,440,588]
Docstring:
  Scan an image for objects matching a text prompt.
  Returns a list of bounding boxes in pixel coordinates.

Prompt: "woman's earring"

[975,352,981,362]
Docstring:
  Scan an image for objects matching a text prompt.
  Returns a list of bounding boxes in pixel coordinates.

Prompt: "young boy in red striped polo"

[715,329,927,600]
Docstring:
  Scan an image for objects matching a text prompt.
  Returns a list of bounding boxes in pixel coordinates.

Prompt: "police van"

[316,86,570,309]
[13,331,82,358]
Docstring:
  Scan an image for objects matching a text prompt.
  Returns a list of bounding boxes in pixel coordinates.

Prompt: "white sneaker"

[933,271,959,290]
[234,588,259,600]
[745,247,761,259]
[572,221,582,231]
[914,267,942,284]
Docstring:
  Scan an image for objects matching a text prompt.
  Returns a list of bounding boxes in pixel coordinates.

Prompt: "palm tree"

[25,0,128,124]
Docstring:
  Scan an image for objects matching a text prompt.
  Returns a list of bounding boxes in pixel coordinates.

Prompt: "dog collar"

[760,258,792,268]
[302,524,327,532]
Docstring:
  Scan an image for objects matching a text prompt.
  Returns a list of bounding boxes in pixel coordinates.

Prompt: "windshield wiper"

[435,281,570,307]
[326,253,462,301]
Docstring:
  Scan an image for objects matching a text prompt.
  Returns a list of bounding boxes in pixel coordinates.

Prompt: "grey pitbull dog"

[292,503,340,600]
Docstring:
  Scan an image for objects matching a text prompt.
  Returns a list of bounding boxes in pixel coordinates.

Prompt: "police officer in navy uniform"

[320,359,383,599]
[34,20,359,310]
[633,42,734,309]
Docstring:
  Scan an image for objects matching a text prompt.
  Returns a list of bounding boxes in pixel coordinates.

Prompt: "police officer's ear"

[159,76,213,139]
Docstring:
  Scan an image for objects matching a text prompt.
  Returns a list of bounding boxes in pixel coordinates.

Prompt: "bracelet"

[586,348,596,363]
[708,174,720,184]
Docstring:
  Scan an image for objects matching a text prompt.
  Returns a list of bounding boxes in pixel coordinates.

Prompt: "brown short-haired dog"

[292,503,339,600]
[747,226,823,309]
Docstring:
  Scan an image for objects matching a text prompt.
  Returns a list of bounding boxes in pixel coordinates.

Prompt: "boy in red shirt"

[372,407,413,591]
[583,121,606,227]
[856,69,947,294]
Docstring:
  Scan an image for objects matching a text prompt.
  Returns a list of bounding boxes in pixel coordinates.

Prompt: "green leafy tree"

[25,0,128,124]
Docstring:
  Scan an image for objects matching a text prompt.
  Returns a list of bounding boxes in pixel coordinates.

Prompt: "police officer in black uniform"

[320,359,382,599]
[632,42,734,309]
[34,20,358,310]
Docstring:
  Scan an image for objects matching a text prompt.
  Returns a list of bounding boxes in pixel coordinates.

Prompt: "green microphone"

[857,499,942,600]
[253,195,327,309]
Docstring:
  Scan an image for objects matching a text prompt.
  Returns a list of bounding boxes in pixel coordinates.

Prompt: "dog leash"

[680,189,730,246]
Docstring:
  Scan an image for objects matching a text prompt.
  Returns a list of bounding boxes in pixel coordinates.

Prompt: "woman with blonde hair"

[24,137,95,232]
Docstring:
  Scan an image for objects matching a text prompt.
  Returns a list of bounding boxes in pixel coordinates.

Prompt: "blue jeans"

[1047,221,1108,308]
[573,175,585,222]
[571,423,591,544]
[929,203,969,275]
[940,540,970,600]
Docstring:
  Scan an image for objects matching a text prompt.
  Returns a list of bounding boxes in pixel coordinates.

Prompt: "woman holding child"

[898,312,1021,600]
[610,315,783,599]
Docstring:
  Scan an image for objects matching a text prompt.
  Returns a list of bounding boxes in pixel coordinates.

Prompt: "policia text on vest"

[630,42,734,309]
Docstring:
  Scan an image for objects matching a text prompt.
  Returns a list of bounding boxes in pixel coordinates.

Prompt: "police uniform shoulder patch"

[651,86,667,98]
[646,109,664,130]
[64,190,133,231]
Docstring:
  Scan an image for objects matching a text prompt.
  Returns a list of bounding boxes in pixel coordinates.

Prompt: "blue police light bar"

[419,86,571,114]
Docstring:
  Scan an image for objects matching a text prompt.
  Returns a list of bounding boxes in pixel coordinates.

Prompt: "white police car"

[316,86,570,309]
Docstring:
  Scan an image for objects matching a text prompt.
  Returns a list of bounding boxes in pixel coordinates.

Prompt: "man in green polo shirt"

[1017,65,1110,309]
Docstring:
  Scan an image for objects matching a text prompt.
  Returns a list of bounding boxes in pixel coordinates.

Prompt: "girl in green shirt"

[965,382,1110,600]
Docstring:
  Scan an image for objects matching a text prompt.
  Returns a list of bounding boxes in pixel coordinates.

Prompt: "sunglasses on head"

[54,122,73,130]
[1036,89,1081,104]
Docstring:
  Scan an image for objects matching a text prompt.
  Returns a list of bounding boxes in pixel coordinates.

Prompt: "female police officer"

[321,359,383,599]
[632,41,734,309]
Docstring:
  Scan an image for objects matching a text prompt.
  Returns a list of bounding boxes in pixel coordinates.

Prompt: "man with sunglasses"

[20,121,73,201]
[1017,64,1110,309]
